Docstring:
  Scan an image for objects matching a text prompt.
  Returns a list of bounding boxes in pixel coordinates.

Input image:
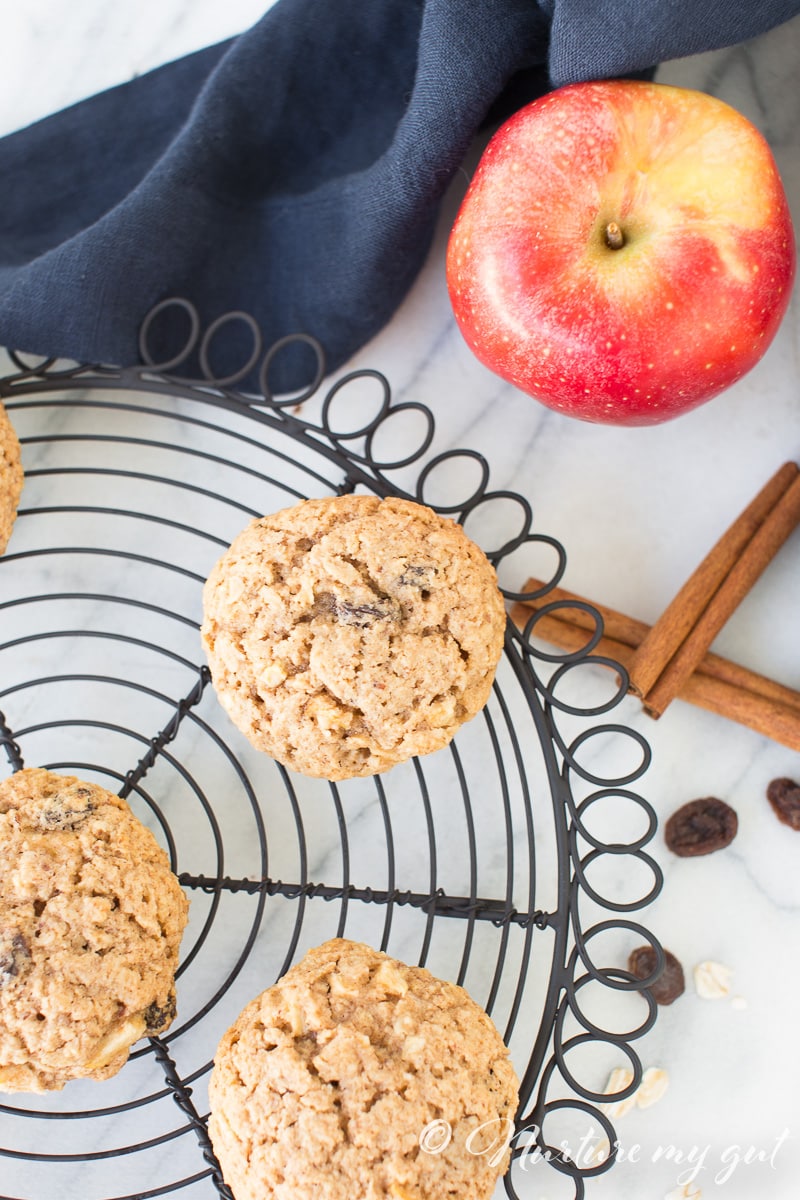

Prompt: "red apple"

[446,80,796,425]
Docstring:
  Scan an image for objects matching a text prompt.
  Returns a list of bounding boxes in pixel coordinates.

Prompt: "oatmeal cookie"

[0,400,23,554]
[201,495,506,779]
[208,939,519,1200]
[0,768,189,1092]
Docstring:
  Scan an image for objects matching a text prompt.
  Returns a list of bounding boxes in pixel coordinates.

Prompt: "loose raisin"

[628,945,685,1005]
[664,797,737,857]
[766,777,800,830]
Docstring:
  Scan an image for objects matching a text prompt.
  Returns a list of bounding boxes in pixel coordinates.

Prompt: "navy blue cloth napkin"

[2,0,798,384]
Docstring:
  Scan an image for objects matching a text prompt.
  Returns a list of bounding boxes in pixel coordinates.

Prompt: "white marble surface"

[2,5,800,1200]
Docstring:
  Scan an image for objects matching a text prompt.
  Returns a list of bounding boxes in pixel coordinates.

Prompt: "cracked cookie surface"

[0,768,189,1092]
[201,495,506,779]
[208,938,519,1200]
[0,401,23,554]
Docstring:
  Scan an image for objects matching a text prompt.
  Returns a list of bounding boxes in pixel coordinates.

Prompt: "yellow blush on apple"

[446,80,796,426]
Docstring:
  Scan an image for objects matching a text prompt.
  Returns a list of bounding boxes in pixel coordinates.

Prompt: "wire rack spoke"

[149,1039,233,1200]
[177,873,556,930]
[118,667,212,801]
[0,708,24,771]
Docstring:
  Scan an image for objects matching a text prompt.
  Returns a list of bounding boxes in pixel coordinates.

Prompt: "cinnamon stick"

[631,463,800,716]
[512,578,800,751]
[627,462,798,701]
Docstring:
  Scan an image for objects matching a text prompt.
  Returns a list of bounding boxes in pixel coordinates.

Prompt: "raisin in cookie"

[201,495,506,780]
[0,768,189,1092]
[208,939,519,1200]
[0,400,23,554]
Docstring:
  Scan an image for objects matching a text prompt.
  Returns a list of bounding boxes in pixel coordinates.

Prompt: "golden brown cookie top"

[0,400,23,555]
[201,495,506,779]
[208,938,519,1200]
[0,768,189,1093]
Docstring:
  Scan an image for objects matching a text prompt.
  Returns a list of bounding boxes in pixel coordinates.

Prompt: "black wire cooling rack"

[0,300,664,1200]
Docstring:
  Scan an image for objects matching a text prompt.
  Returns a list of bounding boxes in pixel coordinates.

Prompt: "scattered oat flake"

[694,960,733,1000]
[636,1066,669,1109]
[664,1185,702,1200]
[731,994,748,1011]
[583,1136,610,1167]
[600,1064,670,1118]
[600,1066,636,1119]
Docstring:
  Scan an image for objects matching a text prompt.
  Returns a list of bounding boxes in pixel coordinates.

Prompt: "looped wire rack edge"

[0,299,664,1200]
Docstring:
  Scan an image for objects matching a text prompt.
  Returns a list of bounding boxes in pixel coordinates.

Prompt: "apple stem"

[605,221,625,250]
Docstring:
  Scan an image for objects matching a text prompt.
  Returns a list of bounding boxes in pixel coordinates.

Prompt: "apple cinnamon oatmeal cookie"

[0,768,189,1093]
[201,494,506,780]
[208,939,519,1200]
[0,400,23,554]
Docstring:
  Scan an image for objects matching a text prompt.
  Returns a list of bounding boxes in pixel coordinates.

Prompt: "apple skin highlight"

[446,80,796,426]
